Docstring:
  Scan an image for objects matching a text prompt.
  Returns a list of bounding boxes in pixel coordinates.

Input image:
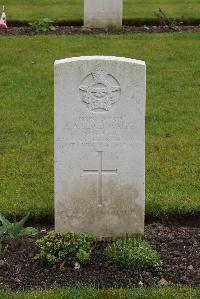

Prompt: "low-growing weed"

[35,231,93,269]
[154,8,185,27]
[104,235,162,271]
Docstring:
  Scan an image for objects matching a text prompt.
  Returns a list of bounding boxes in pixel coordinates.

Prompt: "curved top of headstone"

[54,56,145,66]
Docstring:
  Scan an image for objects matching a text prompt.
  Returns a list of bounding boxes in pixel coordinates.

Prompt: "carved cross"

[101,0,105,12]
[83,151,118,206]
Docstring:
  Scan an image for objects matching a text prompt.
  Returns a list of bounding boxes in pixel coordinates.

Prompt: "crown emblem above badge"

[79,68,121,112]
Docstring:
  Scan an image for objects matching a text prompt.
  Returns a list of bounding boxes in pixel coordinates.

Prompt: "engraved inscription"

[83,151,118,206]
[61,114,137,145]
[79,68,121,112]
[65,116,136,130]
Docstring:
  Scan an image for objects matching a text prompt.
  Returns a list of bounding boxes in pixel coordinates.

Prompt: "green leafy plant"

[104,235,162,271]
[0,213,38,241]
[29,18,56,33]
[35,231,93,268]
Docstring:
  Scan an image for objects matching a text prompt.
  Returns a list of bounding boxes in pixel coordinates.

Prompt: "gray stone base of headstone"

[84,0,123,28]
[55,56,146,239]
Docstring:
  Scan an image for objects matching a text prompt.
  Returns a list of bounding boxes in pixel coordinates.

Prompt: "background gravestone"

[55,56,146,239]
[84,0,123,28]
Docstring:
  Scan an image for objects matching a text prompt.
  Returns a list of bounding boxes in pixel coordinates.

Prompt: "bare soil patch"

[0,223,199,290]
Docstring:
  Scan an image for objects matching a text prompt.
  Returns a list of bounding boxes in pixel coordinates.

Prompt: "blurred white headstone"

[84,0,122,28]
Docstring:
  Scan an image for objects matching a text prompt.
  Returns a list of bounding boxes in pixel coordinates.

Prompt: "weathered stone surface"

[84,0,122,28]
[55,56,146,239]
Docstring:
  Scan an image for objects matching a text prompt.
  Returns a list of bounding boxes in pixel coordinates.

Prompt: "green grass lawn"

[0,33,199,220]
[3,0,200,23]
[0,287,200,299]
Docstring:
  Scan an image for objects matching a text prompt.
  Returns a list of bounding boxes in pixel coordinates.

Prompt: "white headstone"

[55,56,146,239]
[84,0,122,28]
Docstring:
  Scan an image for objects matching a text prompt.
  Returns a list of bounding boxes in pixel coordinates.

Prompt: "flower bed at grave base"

[0,25,200,36]
[0,223,199,290]
[4,0,200,24]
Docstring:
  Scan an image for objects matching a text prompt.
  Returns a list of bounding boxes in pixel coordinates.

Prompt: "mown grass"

[0,33,199,220]
[0,287,200,299]
[4,0,200,23]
